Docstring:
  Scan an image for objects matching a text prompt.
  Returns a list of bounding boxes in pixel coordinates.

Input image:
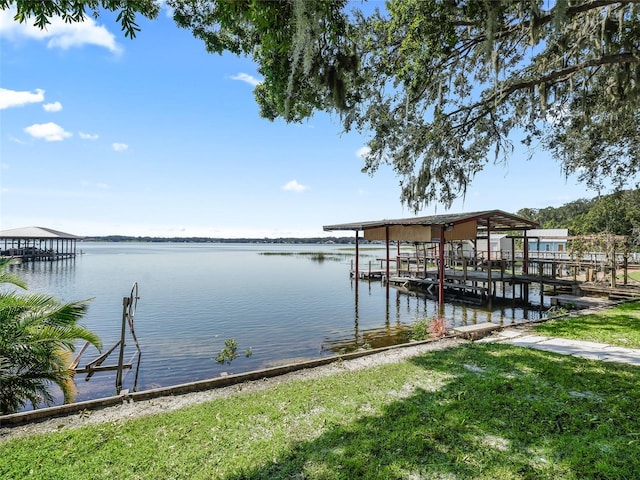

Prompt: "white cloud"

[356,146,371,159]
[9,135,26,144]
[282,180,309,193]
[43,101,62,112]
[112,142,128,152]
[230,73,261,87]
[24,122,72,141]
[158,1,174,18]
[356,145,384,165]
[81,180,110,190]
[0,10,121,53]
[79,131,99,140]
[0,87,45,109]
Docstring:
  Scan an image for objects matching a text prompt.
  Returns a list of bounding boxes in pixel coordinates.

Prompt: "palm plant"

[0,259,102,414]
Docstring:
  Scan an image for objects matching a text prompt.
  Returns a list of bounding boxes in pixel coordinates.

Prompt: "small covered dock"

[324,210,540,306]
[0,226,81,262]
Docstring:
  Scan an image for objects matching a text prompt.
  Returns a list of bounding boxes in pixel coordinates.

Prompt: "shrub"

[427,316,448,338]
[411,316,449,341]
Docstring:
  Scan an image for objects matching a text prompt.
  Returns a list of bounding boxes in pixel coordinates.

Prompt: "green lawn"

[2,342,639,479]
[622,270,640,283]
[535,300,640,348]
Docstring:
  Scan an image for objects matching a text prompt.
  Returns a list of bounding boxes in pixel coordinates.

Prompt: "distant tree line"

[85,189,640,243]
[517,189,640,237]
[82,236,358,245]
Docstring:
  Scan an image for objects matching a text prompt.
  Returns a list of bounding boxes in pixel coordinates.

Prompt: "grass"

[2,341,640,479]
[534,300,640,348]
[259,251,353,262]
[624,270,640,282]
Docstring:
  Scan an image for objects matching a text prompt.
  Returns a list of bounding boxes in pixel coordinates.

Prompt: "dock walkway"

[385,267,546,304]
[359,262,640,307]
[550,294,614,309]
[1,251,77,262]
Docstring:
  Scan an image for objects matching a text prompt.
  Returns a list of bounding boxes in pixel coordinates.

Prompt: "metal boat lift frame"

[71,282,141,395]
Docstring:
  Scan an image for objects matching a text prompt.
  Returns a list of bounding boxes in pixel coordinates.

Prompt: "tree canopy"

[517,188,640,236]
[0,0,159,38]
[5,0,640,210]
[169,0,640,211]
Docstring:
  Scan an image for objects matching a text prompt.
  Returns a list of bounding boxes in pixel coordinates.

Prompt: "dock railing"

[380,247,637,283]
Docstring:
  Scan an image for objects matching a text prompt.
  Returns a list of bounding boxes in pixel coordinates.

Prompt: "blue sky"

[0,4,609,238]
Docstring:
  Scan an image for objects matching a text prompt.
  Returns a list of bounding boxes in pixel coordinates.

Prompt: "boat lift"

[71,282,141,395]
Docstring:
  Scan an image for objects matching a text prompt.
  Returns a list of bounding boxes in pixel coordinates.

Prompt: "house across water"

[527,229,569,253]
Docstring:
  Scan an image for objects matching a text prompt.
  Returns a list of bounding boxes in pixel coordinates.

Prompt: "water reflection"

[323,275,547,356]
[324,275,547,355]
[6,243,548,406]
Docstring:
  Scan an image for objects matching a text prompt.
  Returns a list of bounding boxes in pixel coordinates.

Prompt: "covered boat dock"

[0,226,81,262]
[324,210,542,306]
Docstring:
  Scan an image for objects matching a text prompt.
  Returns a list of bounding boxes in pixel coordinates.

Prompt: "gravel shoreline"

[0,337,465,443]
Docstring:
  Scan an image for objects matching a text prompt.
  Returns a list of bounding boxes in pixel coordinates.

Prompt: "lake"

[8,242,545,405]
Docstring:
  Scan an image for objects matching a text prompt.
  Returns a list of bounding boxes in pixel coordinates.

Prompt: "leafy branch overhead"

[5,0,640,209]
[170,0,640,210]
[0,0,160,38]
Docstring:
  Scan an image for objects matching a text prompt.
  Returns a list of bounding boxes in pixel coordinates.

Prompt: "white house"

[527,229,569,252]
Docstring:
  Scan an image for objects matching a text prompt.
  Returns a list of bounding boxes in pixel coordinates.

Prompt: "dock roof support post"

[487,218,493,305]
[438,227,445,310]
[385,226,390,281]
[355,230,359,280]
[523,230,529,303]
[511,237,516,276]
[523,231,529,275]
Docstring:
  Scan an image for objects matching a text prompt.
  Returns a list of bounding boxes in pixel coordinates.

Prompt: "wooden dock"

[351,268,386,280]
[388,275,488,296]
[3,251,77,263]
[386,267,534,304]
[578,284,640,301]
[550,294,614,309]
[379,265,639,308]
[347,245,640,309]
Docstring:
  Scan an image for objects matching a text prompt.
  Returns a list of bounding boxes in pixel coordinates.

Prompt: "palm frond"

[0,258,27,290]
[0,277,101,413]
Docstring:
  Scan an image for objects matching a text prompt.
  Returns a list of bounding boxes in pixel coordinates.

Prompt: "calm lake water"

[8,242,545,405]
